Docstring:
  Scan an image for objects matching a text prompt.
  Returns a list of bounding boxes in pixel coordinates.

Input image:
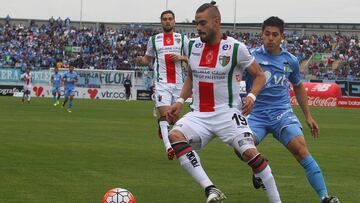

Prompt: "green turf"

[0,97,358,203]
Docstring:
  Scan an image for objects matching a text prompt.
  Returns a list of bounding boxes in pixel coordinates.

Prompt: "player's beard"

[199,29,216,44]
[163,26,174,33]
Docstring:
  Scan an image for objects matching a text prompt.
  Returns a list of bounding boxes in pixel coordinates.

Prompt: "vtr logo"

[273,75,288,86]
[264,71,287,86]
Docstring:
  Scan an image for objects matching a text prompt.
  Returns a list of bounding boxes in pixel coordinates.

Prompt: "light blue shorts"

[248,109,303,146]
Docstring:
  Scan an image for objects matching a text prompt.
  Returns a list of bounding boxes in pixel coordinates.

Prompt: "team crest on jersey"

[175,38,181,44]
[283,62,292,73]
[219,55,230,67]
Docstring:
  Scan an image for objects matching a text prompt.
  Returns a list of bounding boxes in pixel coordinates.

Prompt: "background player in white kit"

[20,67,32,103]
[167,2,281,203]
[136,10,189,160]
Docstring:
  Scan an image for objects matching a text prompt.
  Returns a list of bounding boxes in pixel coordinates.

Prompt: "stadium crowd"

[0,17,359,80]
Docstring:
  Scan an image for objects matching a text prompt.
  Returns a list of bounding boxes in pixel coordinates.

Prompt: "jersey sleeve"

[182,35,190,56]
[289,58,301,86]
[145,36,155,57]
[237,43,255,69]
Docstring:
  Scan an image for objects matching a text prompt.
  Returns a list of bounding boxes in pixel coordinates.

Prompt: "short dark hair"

[160,10,175,19]
[262,16,285,33]
[69,61,77,68]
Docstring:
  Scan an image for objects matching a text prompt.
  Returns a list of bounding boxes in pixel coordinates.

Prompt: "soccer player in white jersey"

[167,2,281,203]
[20,67,32,103]
[136,10,189,160]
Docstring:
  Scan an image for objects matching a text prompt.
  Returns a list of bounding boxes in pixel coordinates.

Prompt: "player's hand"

[135,56,143,65]
[306,117,320,138]
[167,102,182,124]
[242,96,255,116]
[169,54,182,62]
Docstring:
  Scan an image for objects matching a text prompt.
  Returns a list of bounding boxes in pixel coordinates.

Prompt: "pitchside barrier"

[238,82,360,108]
[0,67,137,100]
[289,82,360,108]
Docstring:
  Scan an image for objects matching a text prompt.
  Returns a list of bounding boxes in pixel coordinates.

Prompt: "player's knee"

[288,137,310,161]
[231,132,256,162]
[169,129,186,143]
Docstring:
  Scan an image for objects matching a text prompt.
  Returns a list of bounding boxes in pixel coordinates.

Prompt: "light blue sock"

[300,155,328,200]
[69,100,73,109]
[53,95,56,102]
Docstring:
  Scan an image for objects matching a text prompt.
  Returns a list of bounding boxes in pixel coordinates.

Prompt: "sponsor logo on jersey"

[219,55,230,66]
[222,44,231,50]
[191,52,201,56]
[156,35,162,39]
[195,42,203,48]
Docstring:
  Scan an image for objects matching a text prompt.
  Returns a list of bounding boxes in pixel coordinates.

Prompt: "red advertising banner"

[290,82,360,108]
[337,97,360,108]
[289,83,342,98]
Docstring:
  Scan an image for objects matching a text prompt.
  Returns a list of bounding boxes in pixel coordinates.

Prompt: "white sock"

[255,165,281,203]
[178,150,213,188]
[159,120,172,150]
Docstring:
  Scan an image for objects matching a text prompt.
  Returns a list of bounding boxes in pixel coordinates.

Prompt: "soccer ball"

[102,188,136,203]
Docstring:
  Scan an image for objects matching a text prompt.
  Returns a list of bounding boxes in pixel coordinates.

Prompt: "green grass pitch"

[0,96,359,203]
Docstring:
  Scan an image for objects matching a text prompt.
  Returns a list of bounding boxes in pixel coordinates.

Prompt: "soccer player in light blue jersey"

[62,62,78,113]
[51,63,62,106]
[245,16,339,203]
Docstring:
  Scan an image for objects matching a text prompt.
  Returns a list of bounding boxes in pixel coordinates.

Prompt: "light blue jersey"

[51,72,62,93]
[246,45,301,112]
[246,46,303,146]
[63,71,78,90]
[63,71,78,97]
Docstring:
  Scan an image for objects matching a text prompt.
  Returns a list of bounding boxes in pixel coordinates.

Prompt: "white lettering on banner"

[349,101,360,105]
[28,84,132,100]
[0,87,20,95]
[0,69,20,80]
[311,84,331,92]
[32,71,51,82]
[291,96,337,107]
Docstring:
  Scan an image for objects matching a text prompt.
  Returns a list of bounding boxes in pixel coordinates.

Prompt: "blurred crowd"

[0,16,359,80]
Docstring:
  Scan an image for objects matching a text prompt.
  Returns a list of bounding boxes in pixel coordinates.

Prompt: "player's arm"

[135,55,154,66]
[169,54,188,63]
[135,38,155,66]
[293,83,320,138]
[170,35,190,64]
[242,61,265,116]
[73,75,78,83]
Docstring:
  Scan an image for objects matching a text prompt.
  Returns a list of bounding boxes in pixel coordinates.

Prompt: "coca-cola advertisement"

[290,96,338,107]
[290,82,360,108]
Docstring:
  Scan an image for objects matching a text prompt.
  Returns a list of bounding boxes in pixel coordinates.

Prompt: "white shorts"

[171,108,254,150]
[23,84,32,92]
[155,82,183,107]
